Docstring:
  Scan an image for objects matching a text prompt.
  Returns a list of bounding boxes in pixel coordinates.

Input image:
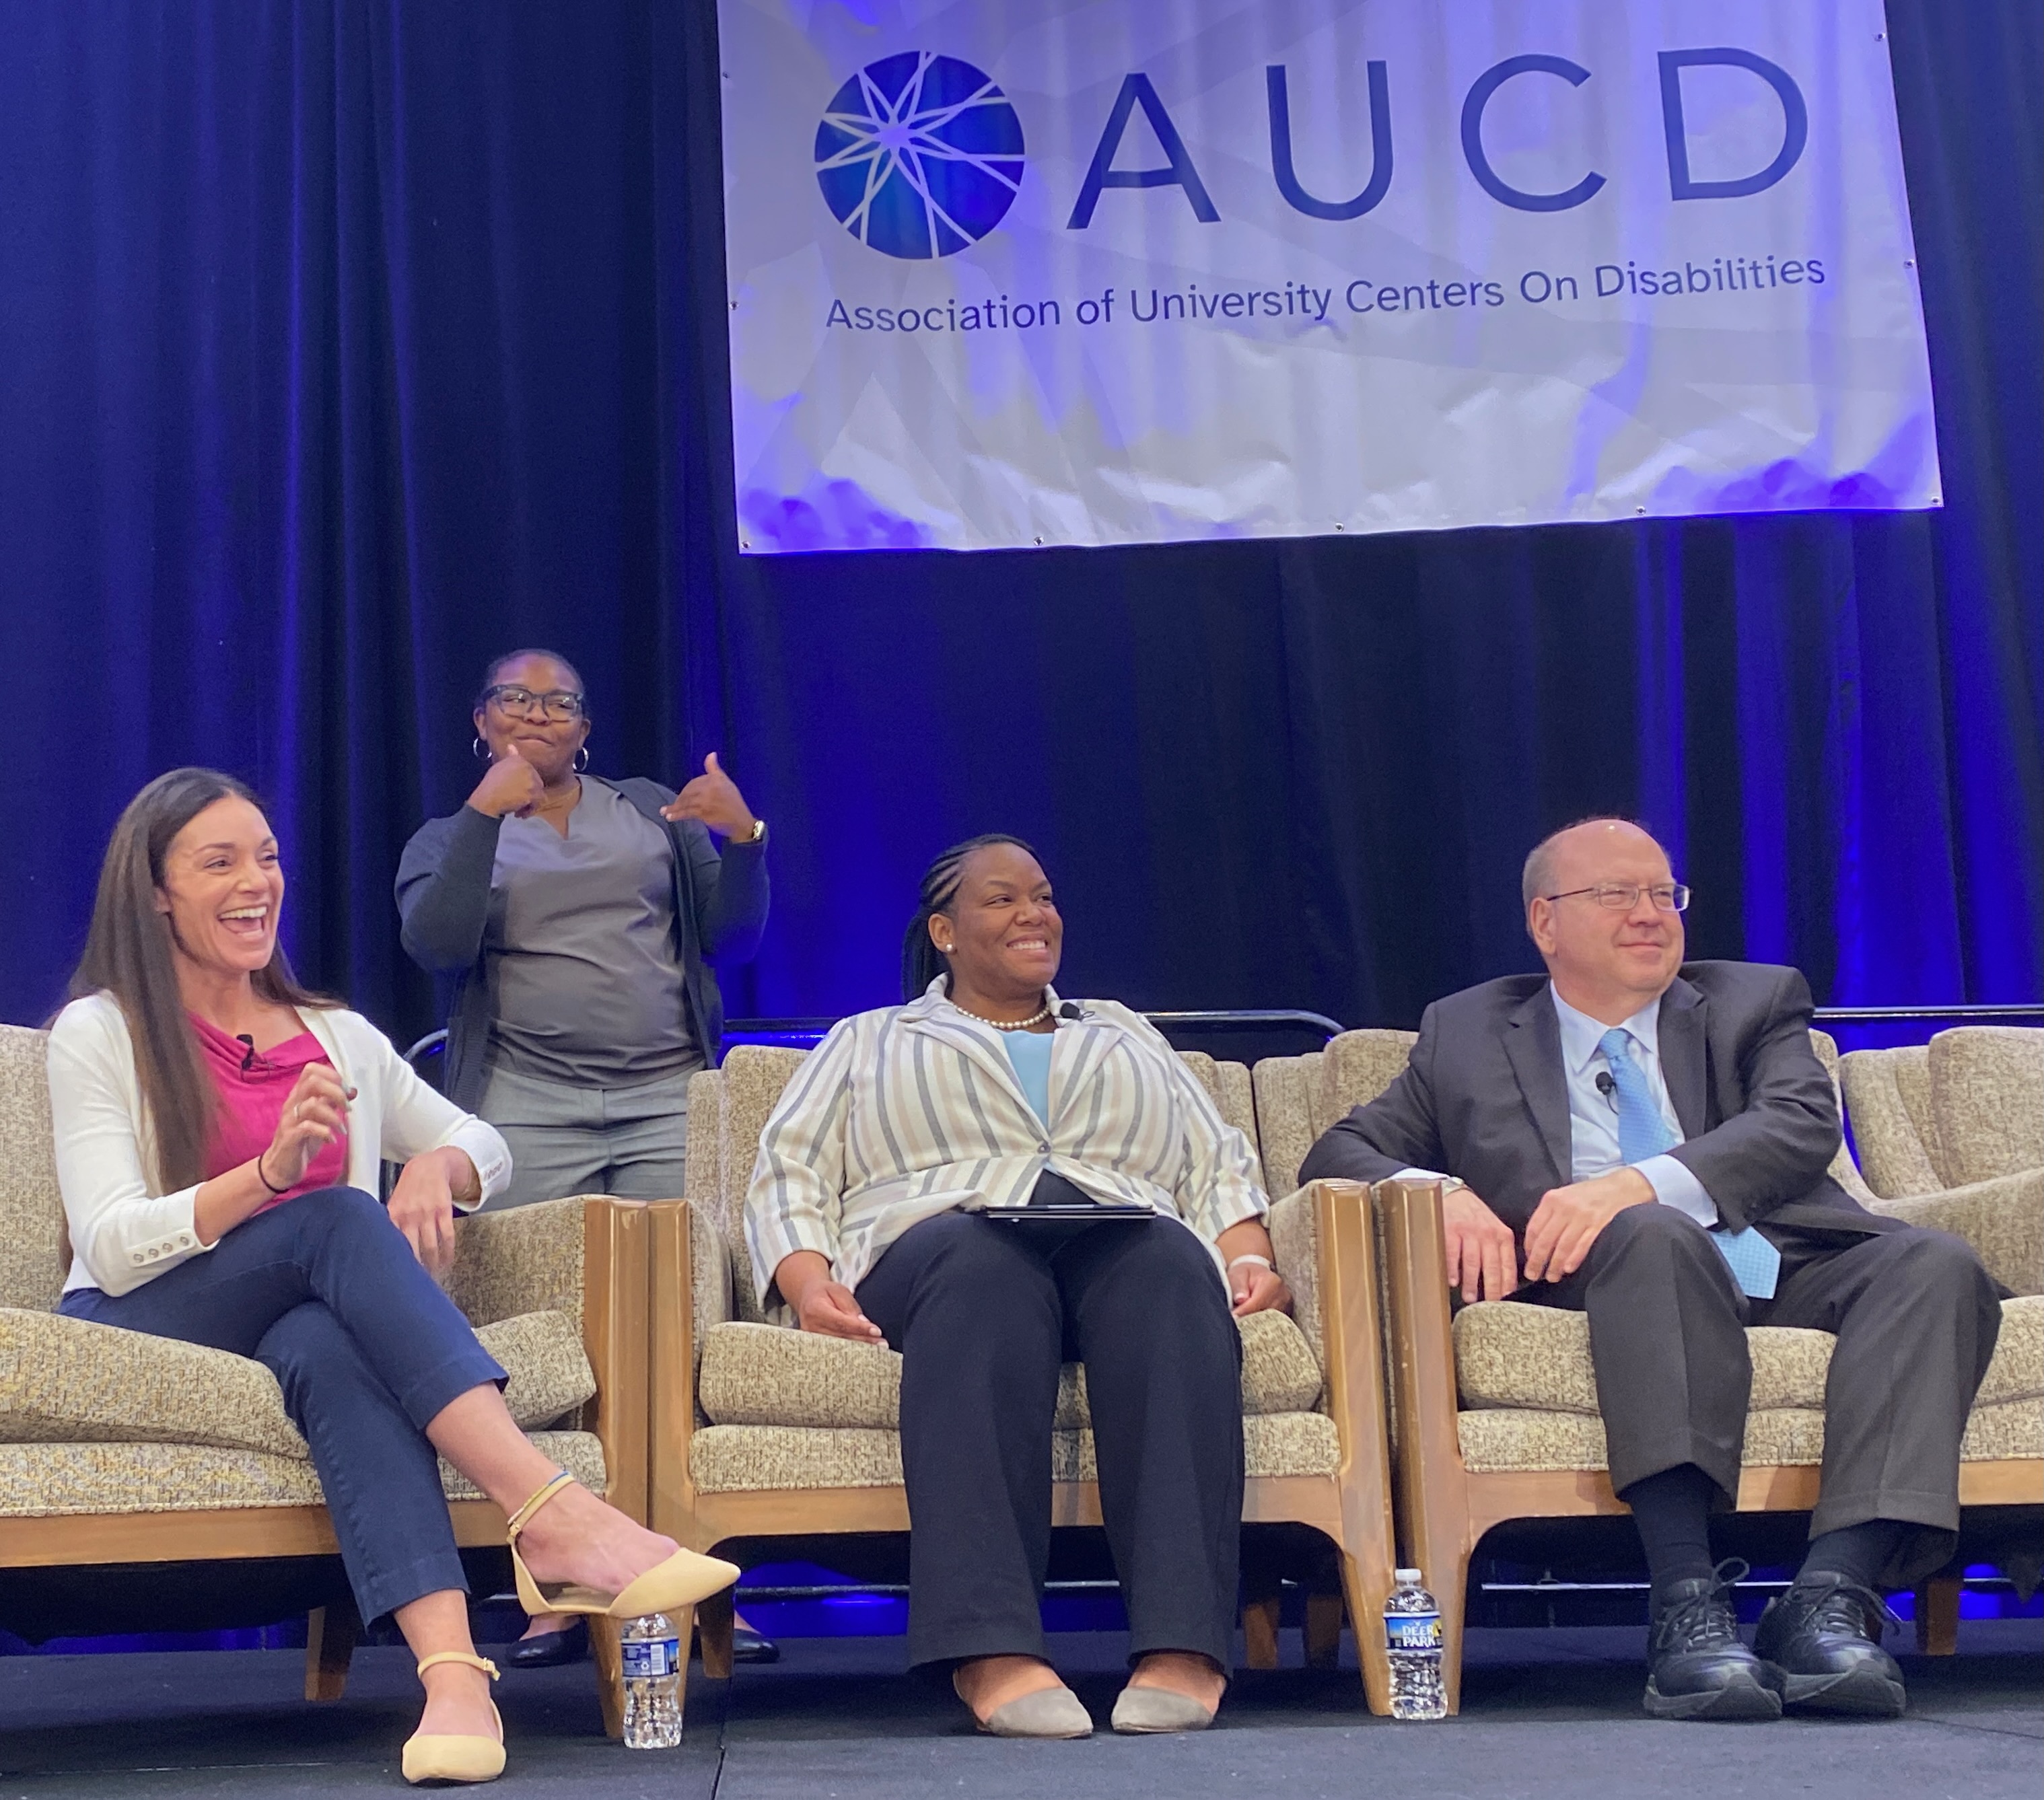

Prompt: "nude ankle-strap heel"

[505,1469,740,1620]
[402,1651,505,1785]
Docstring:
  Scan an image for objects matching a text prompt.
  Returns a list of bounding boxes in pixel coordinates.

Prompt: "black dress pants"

[855,1201,1244,1670]
[1512,1204,2000,1585]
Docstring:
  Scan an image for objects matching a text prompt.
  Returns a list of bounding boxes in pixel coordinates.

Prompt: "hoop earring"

[574,747,590,772]
[472,736,488,760]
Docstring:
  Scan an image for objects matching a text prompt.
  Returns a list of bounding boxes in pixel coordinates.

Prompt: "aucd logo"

[814,51,1024,260]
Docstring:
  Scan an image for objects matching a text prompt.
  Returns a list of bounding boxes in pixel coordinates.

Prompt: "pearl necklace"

[949,998,1053,1032]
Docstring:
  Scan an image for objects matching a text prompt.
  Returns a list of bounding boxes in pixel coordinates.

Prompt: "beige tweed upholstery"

[689,1411,1340,1495]
[1841,1029,2043,1198]
[1837,1028,2044,1295]
[1253,1031,1415,1198]
[1456,1400,2041,1475]
[685,1040,1331,1498]
[1839,1044,1945,1196]
[1928,1029,2044,1187]
[1864,1172,2043,1299]
[0,1025,66,1312]
[0,1429,606,1518]
[1454,1293,2041,1416]
[695,1306,1321,1431]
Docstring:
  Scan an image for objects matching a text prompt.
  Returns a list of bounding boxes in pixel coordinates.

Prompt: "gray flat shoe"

[971,1684,1094,1739]
[1111,1685,1218,1734]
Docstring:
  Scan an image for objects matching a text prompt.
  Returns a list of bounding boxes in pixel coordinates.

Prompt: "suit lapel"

[1657,978,1709,1141]
[1502,985,1572,1188]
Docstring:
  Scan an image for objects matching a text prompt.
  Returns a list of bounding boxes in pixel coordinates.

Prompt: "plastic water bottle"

[1384,1568,1446,1719]
[621,1612,683,1748]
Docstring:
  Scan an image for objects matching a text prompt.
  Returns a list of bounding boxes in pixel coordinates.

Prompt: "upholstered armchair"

[1839,1027,2043,1296]
[1254,1026,2042,1711]
[0,1023,652,1734]
[647,1044,1401,1711]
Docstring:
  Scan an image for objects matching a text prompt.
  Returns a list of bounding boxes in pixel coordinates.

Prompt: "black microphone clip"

[1057,1002,1085,1021]
[236,1033,258,1071]
[1594,1071,1616,1100]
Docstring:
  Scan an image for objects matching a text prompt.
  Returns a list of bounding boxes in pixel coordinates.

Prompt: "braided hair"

[901,834,1038,1000]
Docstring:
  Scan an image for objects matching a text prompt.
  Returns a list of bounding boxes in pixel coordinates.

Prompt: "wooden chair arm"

[579,1198,651,1524]
[1374,1178,1466,1554]
[645,1201,701,1543]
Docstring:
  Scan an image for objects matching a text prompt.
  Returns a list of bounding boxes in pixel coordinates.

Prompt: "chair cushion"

[0,1025,65,1312]
[0,1306,595,1455]
[1456,1400,2041,1474]
[1930,1028,2044,1188]
[696,1308,1322,1431]
[1454,1294,2042,1416]
[0,1429,606,1517]
[688,1412,1339,1495]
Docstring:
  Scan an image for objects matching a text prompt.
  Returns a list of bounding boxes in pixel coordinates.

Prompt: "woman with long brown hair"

[49,768,738,1784]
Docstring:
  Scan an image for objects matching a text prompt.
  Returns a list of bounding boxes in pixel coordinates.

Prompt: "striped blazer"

[743,982,1269,1307]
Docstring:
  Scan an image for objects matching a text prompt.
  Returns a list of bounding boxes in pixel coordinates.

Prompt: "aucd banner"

[719,0,1937,554]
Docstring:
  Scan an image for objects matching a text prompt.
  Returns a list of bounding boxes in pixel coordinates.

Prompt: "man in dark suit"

[1301,819,2000,1722]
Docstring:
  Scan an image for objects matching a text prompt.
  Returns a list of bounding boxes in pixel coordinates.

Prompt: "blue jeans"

[60,1187,505,1626]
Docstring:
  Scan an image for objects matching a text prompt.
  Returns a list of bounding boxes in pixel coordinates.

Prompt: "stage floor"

[3,1620,2038,1797]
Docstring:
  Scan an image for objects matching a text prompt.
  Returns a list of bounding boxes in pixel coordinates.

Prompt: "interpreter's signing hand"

[260,1065,352,1193]
[467,742,545,819]
[1442,1183,1520,1303]
[1228,1260,1292,1318]
[1521,1167,1656,1285]
[660,752,756,839]
[387,1149,474,1279]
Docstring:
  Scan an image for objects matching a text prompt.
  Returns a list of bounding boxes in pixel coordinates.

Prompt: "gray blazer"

[394,776,769,1110]
[1300,960,1895,1244]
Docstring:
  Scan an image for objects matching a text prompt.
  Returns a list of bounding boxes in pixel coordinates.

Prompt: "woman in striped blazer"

[745,835,1289,1741]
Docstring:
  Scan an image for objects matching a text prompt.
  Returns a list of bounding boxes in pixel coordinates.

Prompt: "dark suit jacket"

[1299,961,1891,1244]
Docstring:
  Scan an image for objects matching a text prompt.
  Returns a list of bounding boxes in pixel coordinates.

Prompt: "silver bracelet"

[1226,1254,1273,1273]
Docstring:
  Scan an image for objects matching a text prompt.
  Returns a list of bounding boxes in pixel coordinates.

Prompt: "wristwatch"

[732,818,768,847]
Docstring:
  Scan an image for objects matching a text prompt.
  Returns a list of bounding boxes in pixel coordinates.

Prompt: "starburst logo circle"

[814,51,1025,260]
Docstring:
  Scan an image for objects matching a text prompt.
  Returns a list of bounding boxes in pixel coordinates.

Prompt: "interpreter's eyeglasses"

[1544,883,1691,912]
[484,685,586,721]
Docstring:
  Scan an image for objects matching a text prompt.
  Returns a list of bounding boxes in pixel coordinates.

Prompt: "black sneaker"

[1644,1561,1783,1721]
[1754,1571,1906,1717]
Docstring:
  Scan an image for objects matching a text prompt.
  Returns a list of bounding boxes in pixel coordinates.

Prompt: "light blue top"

[1000,1027,1055,1127]
[1548,990,1717,1227]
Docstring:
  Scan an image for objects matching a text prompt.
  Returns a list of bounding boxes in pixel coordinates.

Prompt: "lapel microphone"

[235,1033,258,1072]
[1594,1071,1616,1101]
[1057,1002,1085,1021]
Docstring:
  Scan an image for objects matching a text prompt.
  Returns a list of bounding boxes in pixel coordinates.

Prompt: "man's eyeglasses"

[1544,883,1691,912]
[483,685,586,721]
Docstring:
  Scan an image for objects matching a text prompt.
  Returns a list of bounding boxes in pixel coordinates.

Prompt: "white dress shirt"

[48,993,512,1297]
[1549,989,1718,1225]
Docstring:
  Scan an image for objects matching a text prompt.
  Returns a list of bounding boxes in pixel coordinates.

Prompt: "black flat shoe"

[1644,1562,1783,1721]
[507,1618,590,1668]
[731,1626,780,1665]
[1754,1571,1906,1717]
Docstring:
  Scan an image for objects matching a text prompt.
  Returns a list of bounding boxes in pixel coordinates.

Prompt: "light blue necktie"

[1598,1028,1779,1299]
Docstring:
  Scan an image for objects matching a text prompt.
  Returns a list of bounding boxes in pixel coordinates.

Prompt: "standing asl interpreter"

[396,647,771,1667]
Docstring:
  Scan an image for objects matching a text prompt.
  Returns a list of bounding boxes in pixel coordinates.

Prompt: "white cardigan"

[48,993,512,1298]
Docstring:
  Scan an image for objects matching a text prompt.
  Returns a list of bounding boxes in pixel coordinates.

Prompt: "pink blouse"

[192,1011,349,1209]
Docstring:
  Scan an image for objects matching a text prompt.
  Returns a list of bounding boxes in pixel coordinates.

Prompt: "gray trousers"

[478,1063,695,1209]
[1514,1202,2001,1586]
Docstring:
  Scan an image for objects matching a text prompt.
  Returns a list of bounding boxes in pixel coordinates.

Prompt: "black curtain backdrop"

[1,1,2038,1044]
